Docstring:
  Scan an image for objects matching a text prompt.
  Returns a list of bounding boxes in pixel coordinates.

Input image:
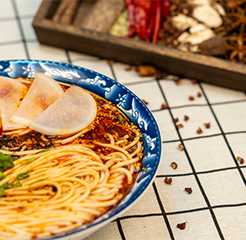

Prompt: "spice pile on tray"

[110,0,246,64]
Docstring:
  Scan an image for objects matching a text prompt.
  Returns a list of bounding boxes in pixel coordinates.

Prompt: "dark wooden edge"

[32,0,246,92]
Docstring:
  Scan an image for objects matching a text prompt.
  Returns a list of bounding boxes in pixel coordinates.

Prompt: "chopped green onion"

[0,172,6,181]
[21,157,35,165]
[0,182,9,197]
[118,114,124,122]
[11,182,22,188]
[75,176,82,179]
[35,149,50,154]
[1,146,8,150]
[0,188,4,197]
[0,153,14,171]
[17,172,30,180]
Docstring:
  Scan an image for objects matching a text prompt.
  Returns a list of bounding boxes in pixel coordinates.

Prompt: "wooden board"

[32,0,246,92]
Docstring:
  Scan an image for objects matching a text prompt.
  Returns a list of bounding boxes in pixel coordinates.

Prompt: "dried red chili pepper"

[146,1,156,38]
[152,0,162,44]
[162,0,170,18]
[125,0,136,38]
[135,0,151,41]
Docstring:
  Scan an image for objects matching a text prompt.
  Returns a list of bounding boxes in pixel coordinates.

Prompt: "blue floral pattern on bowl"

[0,60,161,240]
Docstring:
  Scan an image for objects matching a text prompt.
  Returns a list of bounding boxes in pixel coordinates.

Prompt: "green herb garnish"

[0,182,9,197]
[75,176,82,179]
[35,149,50,154]
[0,153,14,171]
[17,172,30,180]
[118,114,124,122]
[11,182,22,188]
[21,157,35,165]
[0,172,6,181]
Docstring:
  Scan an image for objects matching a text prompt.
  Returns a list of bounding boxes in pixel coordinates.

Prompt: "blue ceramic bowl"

[0,60,161,240]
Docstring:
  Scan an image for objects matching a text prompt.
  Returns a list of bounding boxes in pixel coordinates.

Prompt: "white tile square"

[122,185,161,216]
[171,106,221,139]
[84,222,122,240]
[113,62,154,84]
[198,169,246,205]
[213,102,246,133]
[152,110,179,142]
[72,59,113,79]
[159,78,207,107]
[121,216,170,240]
[0,20,21,43]
[202,83,246,104]
[0,0,15,18]
[0,43,26,60]
[69,51,99,61]
[27,42,68,62]
[185,136,235,172]
[126,81,164,111]
[20,17,37,40]
[214,206,246,240]
[15,0,42,17]
[226,133,246,166]
[158,142,192,175]
[155,176,207,212]
[168,210,221,240]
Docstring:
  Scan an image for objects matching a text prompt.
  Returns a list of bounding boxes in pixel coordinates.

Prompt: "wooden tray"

[32,0,246,91]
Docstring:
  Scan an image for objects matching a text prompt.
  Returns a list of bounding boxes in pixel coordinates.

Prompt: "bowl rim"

[0,59,162,240]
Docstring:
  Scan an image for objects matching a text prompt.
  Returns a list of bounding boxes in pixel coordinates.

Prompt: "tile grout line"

[11,0,30,59]
[198,83,246,183]
[116,219,126,240]
[117,200,246,221]
[152,182,175,240]
[157,164,246,178]
[156,80,225,240]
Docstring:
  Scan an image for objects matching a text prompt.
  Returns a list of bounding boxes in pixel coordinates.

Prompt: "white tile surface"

[214,206,246,240]
[0,42,26,59]
[155,175,207,212]
[202,83,246,104]
[212,101,246,133]
[126,81,164,111]
[185,135,236,172]
[15,0,42,17]
[160,78,207,107]
[168,210,221,240]
[0,0,15,18]
[0,20,22,43]
[198,169,246,205]
[20,17,37,40]
[158,141,192,175]
[171,106,221,139]
[152,110,179,142]
[26,42,68,62]
[121,216,170,240]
